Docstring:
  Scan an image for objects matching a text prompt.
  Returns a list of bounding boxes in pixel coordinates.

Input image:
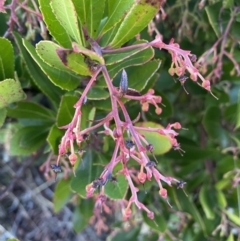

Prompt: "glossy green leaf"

[39,0,71,48]
[111,227,140,241]
[226,233,234,241]
[13,32,63,105]
[142,210,167,232]
[104,174,128,199]
[225,210,240,226]
[51,0,82,45]
[0,37,14,80]
[47,124,64,154]
[223,0,234,8]
[110,0,161,48]
[72,207,88,232]
[6,239,20,241]
[135,122,172,155]
[99,21,121,47]
[88,107,96,127]
[99,0,135,36]
[71,150,103,197]
[10,126,49,155]
[79,198,94,219]
[72,0,105,38]
[53,178,72,212]
[170,189,207,235]
[22,38,80,91]
[0,107,6,127]
[216,190,227,208]
[104,41,150,65]
[76,86,109,100]
[72,42,104,64]
[199,185,215,220]
[202,106,225,140]
[126,59,161,91]
[0,79,26,108]
[97,45,154,87]
[36,41,70,71]
[205,1,222,37]
[58,51,91,76]
[36,41,92,76]
[7,101,55,120]
[235,90,240,130]
[57,95,78,127]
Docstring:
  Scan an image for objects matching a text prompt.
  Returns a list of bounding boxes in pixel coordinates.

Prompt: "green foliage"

[1,0,240,240]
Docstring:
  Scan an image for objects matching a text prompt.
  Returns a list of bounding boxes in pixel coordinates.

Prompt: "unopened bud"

[142,102,149,112]
[168,68,175,76]
[138,172,147,184]
[124,208,132,219]
[69,153,78,165]
[159,188,168,199]
[155,107,162,115]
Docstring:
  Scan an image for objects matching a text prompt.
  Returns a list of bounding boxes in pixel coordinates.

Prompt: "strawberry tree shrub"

[1,0,240,240]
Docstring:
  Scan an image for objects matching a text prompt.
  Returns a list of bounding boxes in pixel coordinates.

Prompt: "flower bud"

[168,67,175,76]
[142,102,149,112]
[138,172,147,184]
[173,122,181,129]
[124,208,132,220]
[155,107,162,115]
[159,188,167,199]
[147,211,154,219]
[69,153,78,165]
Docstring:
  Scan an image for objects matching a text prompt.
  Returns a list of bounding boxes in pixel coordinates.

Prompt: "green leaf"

[202,106,225,140]
[47,124,64,154]
[170,188,207,235]
[205,1,222,37]
[0,107,6,127]
[10,126,49,155]
[57,95,78,127]
[135,122,172,155]
[142,210,167,232]
[79,198,94,219]
[199,185,215,220]
[225,210,240,226]
[104,174,128,199]
[111,227,140,241]
[51,0,82,45]
[72,42,104,64]
[71,150,103,198]
[39,0,71,48]
[22,38,80,91]
[76,86,109,100]
[235,90,240,130]
[13,32,63,105]
[104,40,150,65]
[97,45,154,87]
[88,107,96,127]
[99,0,135,36]
[0,37,14,80]
[72,0,105,38]
[110,0,161,48]
[7,101,55,120]
[216,190,227,208]
[0,79,26,108]
[99,21,121,47]
[223,0,234,8]
[72,209,87,232]
[36,41,93,76]
[226,233,234,241]
[36,41,71,71]
[125,59,161,92]
[53,178,72,212]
